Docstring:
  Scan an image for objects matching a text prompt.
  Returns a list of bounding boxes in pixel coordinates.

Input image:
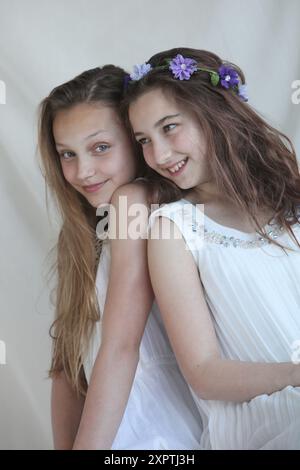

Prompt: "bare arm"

[73,183,153,449]
[51,369,86,449]
[148,217,300,403]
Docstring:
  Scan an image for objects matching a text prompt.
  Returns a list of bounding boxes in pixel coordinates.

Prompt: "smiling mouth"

[83,180,108,193]
[166,157,188,175]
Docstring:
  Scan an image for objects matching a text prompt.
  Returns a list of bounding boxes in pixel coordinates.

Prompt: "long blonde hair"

[39,66,145,395]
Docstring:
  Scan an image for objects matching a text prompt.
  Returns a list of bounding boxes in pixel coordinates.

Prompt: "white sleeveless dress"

[83,239,202,450]
[149,199,300,450]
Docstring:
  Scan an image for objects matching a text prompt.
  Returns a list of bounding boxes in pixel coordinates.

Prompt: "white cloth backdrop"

[0,0,299,450]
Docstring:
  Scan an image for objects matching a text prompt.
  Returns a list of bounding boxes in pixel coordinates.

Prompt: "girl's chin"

[87,195,111,209]
[174,181,193,190]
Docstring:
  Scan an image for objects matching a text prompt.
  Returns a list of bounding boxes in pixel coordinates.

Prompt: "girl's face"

[53,103,137,207]
[129,88,211,191]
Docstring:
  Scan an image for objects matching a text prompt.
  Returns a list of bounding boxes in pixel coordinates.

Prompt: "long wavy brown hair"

[39,66,145,395]
[122,47,300,243]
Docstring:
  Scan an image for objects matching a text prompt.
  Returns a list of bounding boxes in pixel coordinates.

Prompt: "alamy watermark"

[0,80,6,104]
[95,197,204,251]
[291,80,300,104]
[291,339,300,364]
[0,340,6,365]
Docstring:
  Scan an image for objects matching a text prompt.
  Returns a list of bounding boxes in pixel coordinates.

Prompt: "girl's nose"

[76,157,96,181]
[153,141,172,167]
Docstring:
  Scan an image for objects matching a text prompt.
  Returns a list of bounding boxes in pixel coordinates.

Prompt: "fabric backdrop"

[0,0,299,449]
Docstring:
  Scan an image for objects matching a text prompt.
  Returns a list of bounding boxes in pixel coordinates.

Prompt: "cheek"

[174,131,189,149]
[189,127,206,153]
[123,155,138,179]
[60,163,74,185]
[141,146,153,167]
[110,151,137,181]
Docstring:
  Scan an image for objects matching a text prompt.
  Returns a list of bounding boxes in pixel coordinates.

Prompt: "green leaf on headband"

[210,72,219,86]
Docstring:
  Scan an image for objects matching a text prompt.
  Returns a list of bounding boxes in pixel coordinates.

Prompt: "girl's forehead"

[55,102,117,123]
[128,89,193,132]
[129,89,180,118]
[53,104,122,143]
[131,87,175,107]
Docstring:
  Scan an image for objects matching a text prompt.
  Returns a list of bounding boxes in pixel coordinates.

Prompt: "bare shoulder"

[106,182,149,246]
[111,181,149,206]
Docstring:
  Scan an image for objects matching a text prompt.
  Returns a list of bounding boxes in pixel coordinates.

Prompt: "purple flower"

[169,54,198,80]
[218,65,239,89]
[238,84,248,102]
[130,63,152,81]
[123,74,132,89]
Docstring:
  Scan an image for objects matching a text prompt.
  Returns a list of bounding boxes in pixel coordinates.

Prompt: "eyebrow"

[55,129,107,147]
[134,114,180,137]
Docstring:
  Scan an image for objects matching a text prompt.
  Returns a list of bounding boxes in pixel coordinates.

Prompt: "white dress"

[149,199,300,450]
[83,240,202,450]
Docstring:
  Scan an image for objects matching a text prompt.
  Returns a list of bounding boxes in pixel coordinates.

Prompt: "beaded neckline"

[181,199,299,249]
[203,224,285,248]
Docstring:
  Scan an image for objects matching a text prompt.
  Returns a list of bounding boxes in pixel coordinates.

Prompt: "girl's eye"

[60,151,75,160]
[138,137,150,146]
[163,123,177,133]
[94,144,110,153]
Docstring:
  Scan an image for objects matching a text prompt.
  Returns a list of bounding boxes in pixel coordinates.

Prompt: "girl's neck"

[186,182,224,205]
[185,185,274,235]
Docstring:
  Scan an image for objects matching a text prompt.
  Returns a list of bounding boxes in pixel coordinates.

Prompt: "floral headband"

[126,54,248,102]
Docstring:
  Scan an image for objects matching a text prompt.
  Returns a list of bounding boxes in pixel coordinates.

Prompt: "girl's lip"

[83,181,107,193]
[167,157,188,177]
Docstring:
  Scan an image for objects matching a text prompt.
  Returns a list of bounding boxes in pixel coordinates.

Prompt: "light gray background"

[0,0,299,449]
